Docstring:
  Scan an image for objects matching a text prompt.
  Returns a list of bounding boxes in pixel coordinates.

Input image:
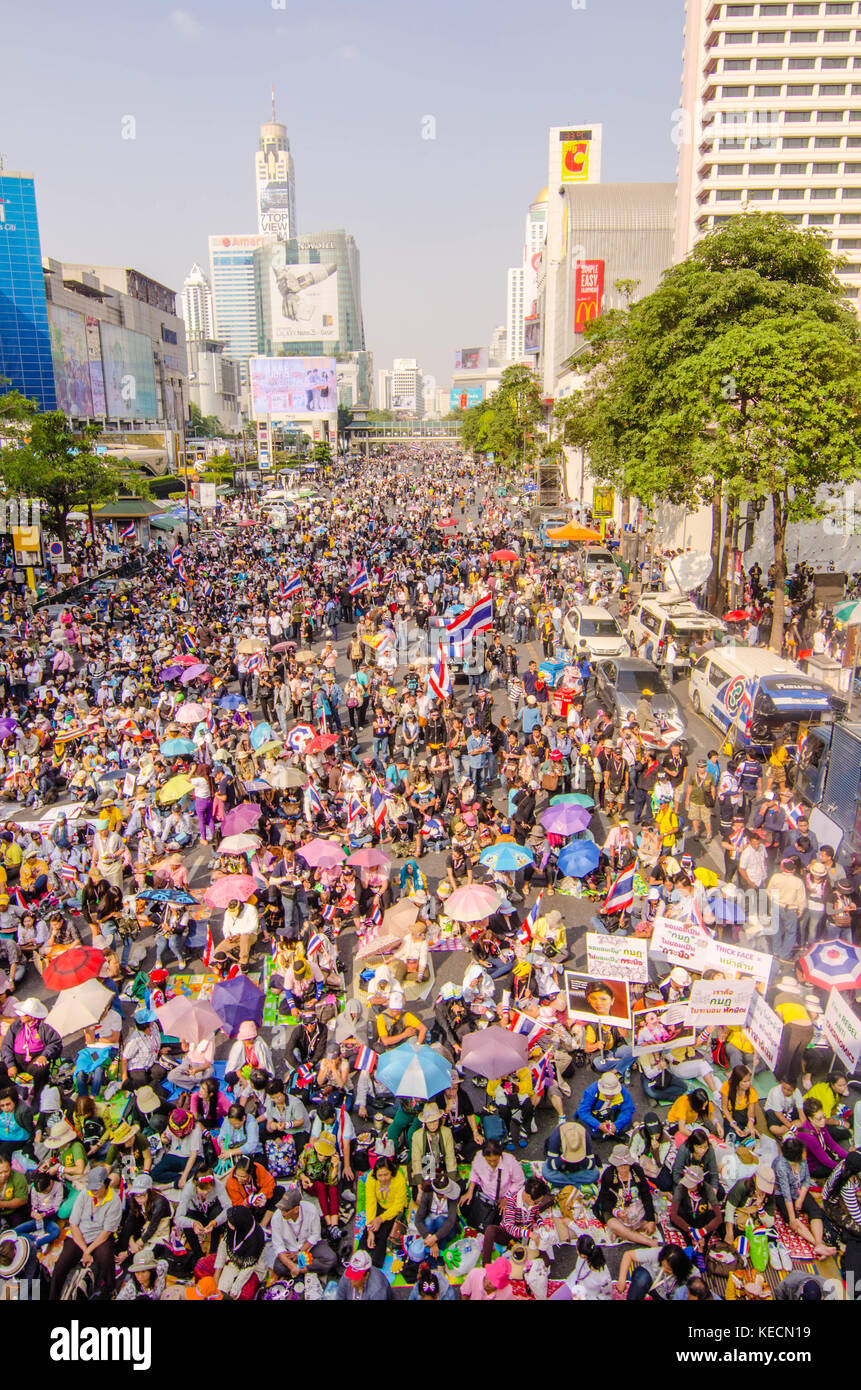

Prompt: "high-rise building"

[255,229,364,356]
[488,324,508,366]
[255,91,297,239]
[388,358,423,416]
[674,0,861,302]
[208,233,266,375]
[506,192,548,362]
[0,171,56,409]
[180,263,214,340]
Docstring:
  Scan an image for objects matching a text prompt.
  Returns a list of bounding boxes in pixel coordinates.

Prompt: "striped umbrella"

[286,723,315,753]
[800,939,861,991]
[375,1041,453,1099]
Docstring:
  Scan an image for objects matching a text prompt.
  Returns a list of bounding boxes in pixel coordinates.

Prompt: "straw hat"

[42,1118,78,1149]
[558,1122,588,1164]
[608,1143,634,1167]
[680,1164,706,1189]
[755,1164,776,1194]
[597,1072,623,1098]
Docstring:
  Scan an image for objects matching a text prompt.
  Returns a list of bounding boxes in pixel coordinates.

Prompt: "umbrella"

[180,663,211,685]
[724,610,751,623]
[159,665,183,682]
[479,842,535,872]
[254,740,283,757]
[0,717,18,737]
[204,875,258,908]
[545,521,602,543]
[540,804,591,836]
[211,974,265,1036]
[220,803,262,836]
[306,733,338,753]
[461,1026,529,1080]
[800,939,861,991]
[236,637,266,654]
[707,890,746,925]
[375,1041,453,1099]
[155,996,223,1045]
[250,722,274,750]
[160,738,196,757]
[157,774,193,805]
[244,778,272,792]
[218,833,261,855]
[379,899,421,939]
[550,792,595,808]
[280,766,308,788]
[137,887,198,905]
[271,641,295,653]
[176,702,207,725]
[557,840,601,877]
[437,518,458,528]
[297,838,345,868]
[286,724,315,752]
[219,694,246,710]
[294,650,314,663]
[490,549,518,562]
[175,654,200,667]
[835,599,861,626]
[42,946,105,992]
[445,884,501,923]
[46,979,115,1038]
[347,847,392,869]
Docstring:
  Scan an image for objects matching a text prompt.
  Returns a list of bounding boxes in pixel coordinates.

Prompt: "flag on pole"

[120,523,135,541]
[280,571,302,598]
[371,786,387,834]
[518,893,543,946]
[445,592,493,642]
[169,545,182,567]
[307,932,326,958]
[245,652,264,673]
[429,644,452,702]
[600,864,635,915]
[349,567,370,596]
[202,580,214,599]
[531,1050,556,1101]
[354,1045,378,1075]
[347,792,365,824]
[181,631,197,653]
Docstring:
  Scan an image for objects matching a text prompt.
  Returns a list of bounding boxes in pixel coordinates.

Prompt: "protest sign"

[649,916,709,970]
[699,938,773,986]
[686,977,755,1028]
[564,970,631,1028]
[823,991,861,1072]
[585,933,649,984]
[744,991,783,1071]
[631,999,695,1057]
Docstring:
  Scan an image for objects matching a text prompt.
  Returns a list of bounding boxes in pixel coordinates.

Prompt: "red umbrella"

[43,946,105,992]
[490,549,519,563]
[438,518,458,528]
[306,733,338,753]
[724,610,751,622]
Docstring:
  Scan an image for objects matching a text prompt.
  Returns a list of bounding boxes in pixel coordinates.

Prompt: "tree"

[187,403,223,439]
[337,405,354,433]
[554,214,861,648]
[0,398,137,556]
[311,442,332,466]
[460,365,543,469]
[366,409,394,424]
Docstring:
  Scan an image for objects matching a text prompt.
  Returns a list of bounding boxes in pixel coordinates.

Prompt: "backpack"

[60,1263,97,1301]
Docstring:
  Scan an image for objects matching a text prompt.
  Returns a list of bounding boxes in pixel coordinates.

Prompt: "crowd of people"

[0,445,856,1306]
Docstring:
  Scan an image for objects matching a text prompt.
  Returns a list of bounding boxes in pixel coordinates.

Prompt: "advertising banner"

[99,324,158,420]
[560,129,592,183]
[649,916,710,970]
[585,933,649,984]
[744,991,783,1071]
[523,317,541,354]
[574,259,604,333]
[823,990,861,1072]
[267,247,339,344]
[453,347,487,370]
[84,316,107,415]
[48,306,93,418]
[686,978,755,1028]
[249,357,337,416]
[449,387,484,410]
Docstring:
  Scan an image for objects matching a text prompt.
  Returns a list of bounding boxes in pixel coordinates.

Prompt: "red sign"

[574,259,604,332]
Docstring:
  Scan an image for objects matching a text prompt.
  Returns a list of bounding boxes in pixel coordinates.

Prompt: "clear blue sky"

[1,0,685,386]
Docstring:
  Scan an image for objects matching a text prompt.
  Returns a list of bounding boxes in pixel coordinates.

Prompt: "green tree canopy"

[460,365,543,468]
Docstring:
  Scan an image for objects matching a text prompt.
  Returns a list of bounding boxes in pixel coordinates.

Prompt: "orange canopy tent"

[545,521,602,542]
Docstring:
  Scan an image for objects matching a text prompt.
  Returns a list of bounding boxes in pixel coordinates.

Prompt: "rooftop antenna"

[271,84,276,123]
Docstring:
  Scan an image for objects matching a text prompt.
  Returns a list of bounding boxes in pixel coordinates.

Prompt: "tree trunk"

[620,493,631,528]
[715,496,737,617]
[707,485,723,609]
[769,489,787,654]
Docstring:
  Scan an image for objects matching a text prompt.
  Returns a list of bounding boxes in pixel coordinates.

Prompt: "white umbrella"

[218,833,262,855]
[46,979,115,1038]
[176,702,207,725]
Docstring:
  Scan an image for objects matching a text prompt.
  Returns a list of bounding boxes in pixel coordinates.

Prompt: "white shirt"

[223,903,259,939]
[271,1200,321,1256]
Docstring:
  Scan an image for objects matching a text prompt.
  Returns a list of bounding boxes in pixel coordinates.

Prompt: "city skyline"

[0,0,684,385]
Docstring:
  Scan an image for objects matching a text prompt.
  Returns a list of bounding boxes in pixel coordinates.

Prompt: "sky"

[1,0,685,388]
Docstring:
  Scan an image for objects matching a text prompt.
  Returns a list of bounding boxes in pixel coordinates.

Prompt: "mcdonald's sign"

[574,259,604,333]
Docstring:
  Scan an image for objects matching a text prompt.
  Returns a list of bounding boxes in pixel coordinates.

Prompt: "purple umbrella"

[0,717,18,737]
[210,974,265,1036]
[180,663,209,684]
[540,803,592,836]
[220,802,262,836]
[159,665,183,682]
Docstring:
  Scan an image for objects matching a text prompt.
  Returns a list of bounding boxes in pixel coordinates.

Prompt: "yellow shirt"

[487,1066,534,1101]
[376,1010,421,1041]
[806,1082,838,1118]
[775,1000,810,1026]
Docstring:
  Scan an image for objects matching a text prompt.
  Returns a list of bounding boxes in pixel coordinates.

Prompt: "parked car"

[582,546,619,582]
[593,657,687,748]
[562,604,629,658]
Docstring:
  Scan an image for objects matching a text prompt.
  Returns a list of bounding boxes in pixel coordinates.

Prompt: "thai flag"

[307,932,326,957]
[120,523,135,541]
[60,865,80,884]
[531,1050,555,1101]
[202,581,214,599]
[429,645,452,702]
[204,706,216,735]
[175,558,188,583]
[294,1063,315,1089]
[347,792,365,824]
[245,652,264,673]
[518,893,543,946]
[600,863,635,915]
[368,903,383,928]
[202,923,213,967]
[281,572,302,598]
[785,803,802,830]
[349,567,370,596]
[181,632,197,653]
[322,903,338,922]
[169,545,182,567]
[307,782,326,820]
[507,1011,549,1048]
[10,887,27,908]
[371,787,387,834]
[445,592,493,642]
[381,569,395,586]
[354,1045,378,1075]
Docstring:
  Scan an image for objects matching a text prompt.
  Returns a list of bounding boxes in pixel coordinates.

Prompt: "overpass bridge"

[343,420,462,447]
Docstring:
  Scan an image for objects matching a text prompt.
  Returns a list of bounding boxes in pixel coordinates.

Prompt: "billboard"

[266,246,339,344]
[49,306,93,418]
[574,259,604,333]
[99,324,158,420]
[249,356,337,416]
[523,316,541,354]
[449,387,484,410]
[454,347,487,370]
[258,182,294,238]
[84,317,107,415]
[391,393,417,412]
[560,128,593,183]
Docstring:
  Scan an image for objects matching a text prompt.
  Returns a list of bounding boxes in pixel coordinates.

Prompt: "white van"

[627,592,725,673]
[688,646,839,751]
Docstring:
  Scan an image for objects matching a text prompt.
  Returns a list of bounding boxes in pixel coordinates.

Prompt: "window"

[709,663,732,690]
[717,187,744,198]
[845,161,861,169]
[781,160,809,169]
[750,160,777,170]
[783,212,806,220]
[759,3,788,10]
[787,83,814,92]
[758,29,787,38]
[717,162,745,171]
[814,160,840,169]
[725,57,752,68]
[756,56,783,66]
[824,27,853,36]
[723,84,751,93]
[788,56,816,66]
[725,29,754,39]
[784,109,814,119]
[851,109,861,118]
[822,56,850,65]
[825,2,853,11]
[779,186,805,195]
[838,237,861,245]
[810,185,839,194]
[749,186,775,196]
[815,134,842,143]
[842,185,861,194]
[793,1,820,10]
[790,28,820,39]
[820,83,848,93]
[852,83,861,91]
[808,210,836,219]
[782,135,810,145]
[817,109,846,118]
[727,3,754,11]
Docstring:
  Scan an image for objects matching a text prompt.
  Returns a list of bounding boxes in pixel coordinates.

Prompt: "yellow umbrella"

[157,774,193,805]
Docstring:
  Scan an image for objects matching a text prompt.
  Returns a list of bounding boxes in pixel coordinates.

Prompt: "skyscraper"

[208,233,266,373]
[255,89,297,239]
[674,0,861,304]
[506,190,548,362]
[255,229,365,355]
[0,171,56,409]
[180,263,214,340]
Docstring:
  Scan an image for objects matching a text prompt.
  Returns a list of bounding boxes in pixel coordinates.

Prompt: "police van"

[688,646,841,752]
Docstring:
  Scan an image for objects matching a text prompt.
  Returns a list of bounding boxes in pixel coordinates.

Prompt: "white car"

[562,604,629,658]
[582,546,618,581]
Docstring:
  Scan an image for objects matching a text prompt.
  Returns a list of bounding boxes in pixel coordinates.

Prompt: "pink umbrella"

[461,1026,529,1080]
[221,803,262,836]
[204,874,259,908]
[445,884,501,923]
[181,663,211,685]
[155,996,223,1044]
[297,838,346,868]
[347,848,392,870]
[176,702,207,725]
[174,654,200,667]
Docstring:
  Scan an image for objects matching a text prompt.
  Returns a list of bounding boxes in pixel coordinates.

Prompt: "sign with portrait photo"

[564,970,631,1028]
[631,999,696,1057]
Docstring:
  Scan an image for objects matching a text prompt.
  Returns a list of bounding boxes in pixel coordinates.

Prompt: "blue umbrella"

[250,722,273,750]
[219,694,245,711]
[137,887,198,905]
[375,1041,453,1100]
[160,738,197,757]
[211,974,265,1036]
[550,793,595,809]
[479,842,535,872]
[707,890,745,924]
[557,840,601,878]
